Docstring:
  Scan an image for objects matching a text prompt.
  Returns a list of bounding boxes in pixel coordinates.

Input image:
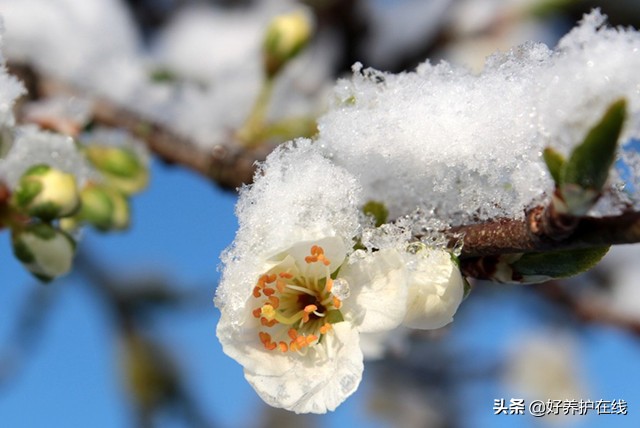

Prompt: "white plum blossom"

[217,237,407,414]
[402,246,465,330]
[215,139,467,412]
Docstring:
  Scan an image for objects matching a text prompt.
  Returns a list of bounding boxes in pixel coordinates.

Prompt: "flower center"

[252,245,346,353]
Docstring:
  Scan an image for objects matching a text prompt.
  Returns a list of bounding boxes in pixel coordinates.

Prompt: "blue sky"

[2,160,640,428]
[0,160,390,427]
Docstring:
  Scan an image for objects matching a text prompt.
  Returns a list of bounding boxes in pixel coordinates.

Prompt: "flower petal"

[402,249,464,330]
[341,249,408,333]
[220,316,363,414]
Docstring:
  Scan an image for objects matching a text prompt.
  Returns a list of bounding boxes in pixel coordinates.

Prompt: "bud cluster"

[1,127,149,282]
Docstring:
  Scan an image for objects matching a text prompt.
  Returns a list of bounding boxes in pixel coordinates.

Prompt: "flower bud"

[12,164,80,221]
[84,146,148,195]
[263,11,312,78]
[79,183,130,231]
[402,246,464,330]
[12,223,76,282]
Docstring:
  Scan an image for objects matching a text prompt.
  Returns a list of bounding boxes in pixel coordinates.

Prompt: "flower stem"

[236,77,275,148]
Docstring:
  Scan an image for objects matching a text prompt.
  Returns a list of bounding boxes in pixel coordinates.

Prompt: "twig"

[8,62,272,190]
[454,209,640,259]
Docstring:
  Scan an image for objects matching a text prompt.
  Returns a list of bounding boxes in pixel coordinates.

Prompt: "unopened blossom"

[263,10,312,78]
[217,236,407,414]
[402,245,464,330]
[12,164,80,221]
[11,223,76,282]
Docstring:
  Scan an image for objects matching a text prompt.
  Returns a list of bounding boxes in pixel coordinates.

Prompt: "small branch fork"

[452,207,640,259]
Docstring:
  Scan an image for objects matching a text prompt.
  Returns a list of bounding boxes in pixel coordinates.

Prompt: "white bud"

[402,248,464,330]
[12,164,80,220]
[12,223,76,282]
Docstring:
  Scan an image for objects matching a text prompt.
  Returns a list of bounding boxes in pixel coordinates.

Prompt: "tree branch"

[9,63,640,264]
[8,63,271,190]
[453,208,640,259]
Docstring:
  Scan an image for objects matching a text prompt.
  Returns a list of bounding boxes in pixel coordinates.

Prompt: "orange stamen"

[261,317,277,327]
[325,278,333,293]
[279,272,293,279]
[278,342,288,352]
[263,287,275,296]
[259,332,271,345]
[333,296,342,309]
[268,296,280,309]
[252,287,261,298]
[252,308,262,318]
[288,328,298,340]
[320,323,332,334]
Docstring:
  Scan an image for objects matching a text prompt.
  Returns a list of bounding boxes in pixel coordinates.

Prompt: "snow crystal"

[316,10,640,226]
[0,17,25,130]
[0,125,95,188]
[216,139,361,317]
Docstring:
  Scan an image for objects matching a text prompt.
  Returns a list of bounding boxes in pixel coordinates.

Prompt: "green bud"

[559,99,626,215]
[542,147,565,185]
[12,223,76,282]
[362,200,389,227]
[263,11,312,78]
[12,164,80,221]
[85,146,148,195]
[79,184,130,231]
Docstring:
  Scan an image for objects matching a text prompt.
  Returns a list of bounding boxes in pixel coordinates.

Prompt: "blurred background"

[2,1,640,427]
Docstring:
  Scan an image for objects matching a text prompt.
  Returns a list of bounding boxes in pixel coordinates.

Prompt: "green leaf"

[543,147,566,185]
[562,99,626,192]
[511,246,610,280]
[362,200,389,227]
